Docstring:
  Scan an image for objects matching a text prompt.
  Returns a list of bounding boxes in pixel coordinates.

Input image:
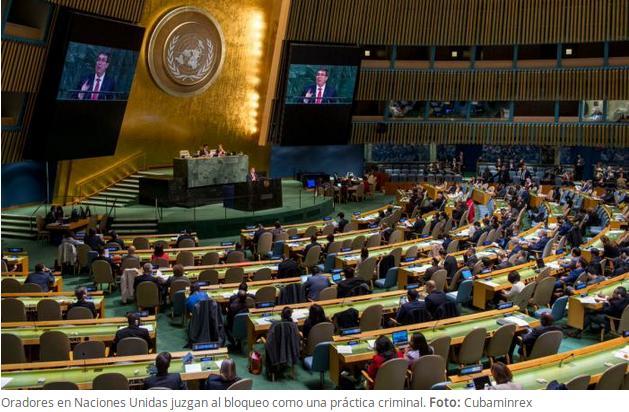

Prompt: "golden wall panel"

[1,41,47,93]
[287,0,628,45]
[48,0,145,22]
[55,0,282,200]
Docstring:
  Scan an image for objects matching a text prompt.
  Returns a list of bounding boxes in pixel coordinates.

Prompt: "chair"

[256,232,273,259]
[365,233,381,248]
[178,238,196,248]
[321,224,335,236]
[37,299,62,321]
[36,215,50,243]
[231,313,249,351]
[198,269,219,285]
[253,267,272,281]
[602,305,629,340]
[105,242,121,251]
[530,277,555,310]
[1,333,26,364]
[73,341,106,359]
[286,228,298,237]
[512,281,536,314]
[117,337,149,356]
[42,381,79,390]
[455,327,487,367]
[409,355,447,390]
[486,323,516,364]
[595,363,626,390]
[225,267,245,284]
[39,331,70,361]
[446,279,473,307]
[430,336,451,363]
[92,260,115,293]
[255,286,277,304]
[1,278,21,293]
[1,298,26,322]
[350,235,366,251]
[92,373,129,390]
[225,251,245,264]
[303,342,331,388]
[431,221,445,239]
[304,226,318,237]
[430,269,447,292]
[476,231,488,246]
[120,256,140,271]
[304,322,335,356]
[374,267,398,290]
[136,281,160,313]
[326,241,342,255]
[356,256,377,284]
[227,378,253,390]
[22,283,43,292]
[176,251,194,267]
[171,290,187,326]
[201,252,220,265]
[169,278,190,302]
[152,257,170,268]
[404,245,418,260]
[389,247,402,266]
[387,229,404,245]
[446,239,459,254]
[523,330,563,360]
[362,358,407,390]
[317,286,337,301]
[565,375,591,390]
[133,237,150,250]
[534,295,568,320]
[66,306,94,320]
[343,222,358,232]
[302,246,321,272]
[359,304,383,331]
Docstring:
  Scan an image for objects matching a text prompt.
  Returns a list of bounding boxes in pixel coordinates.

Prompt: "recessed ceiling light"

[565,48,573,56]
[451,51,458,58]
[364,50,371,57]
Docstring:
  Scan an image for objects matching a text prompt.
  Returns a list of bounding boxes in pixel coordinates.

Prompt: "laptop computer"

[473,375,491,390]
[331,273,342,283]
[391,330,409,348]
[461,269,473,280]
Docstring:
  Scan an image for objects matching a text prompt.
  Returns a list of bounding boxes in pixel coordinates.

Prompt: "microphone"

[432,318,441,332]
[558,352,575,368]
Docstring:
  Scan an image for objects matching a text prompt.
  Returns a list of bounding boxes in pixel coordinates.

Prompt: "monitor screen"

[391,330,409,346]
[255,301,275,309]
[285,64,357,105]
[192,342,219,351]
[331,273,342,282]
[473,375,491,390]
[460,364,483,375]
[7,248,23,253]
[306,179,316,188]
[340,327,361,336]
[406,283,419,290]
[461,269,473,280]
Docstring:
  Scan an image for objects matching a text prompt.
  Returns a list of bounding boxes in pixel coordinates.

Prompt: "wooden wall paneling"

[48,0,144,23]
[1,41,46,92]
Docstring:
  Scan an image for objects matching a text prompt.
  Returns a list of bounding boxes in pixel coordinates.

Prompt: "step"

[82,200,126,208]
[113,218,158,223]
[115,229,159,235]
[0,218,33,228]
[0,231,36,239]
[116,182,139,189]
[1,213,35,222]
[106,187,138,194]
[88,196,133,204]
[99,191,137,199]
[111,222,158,228]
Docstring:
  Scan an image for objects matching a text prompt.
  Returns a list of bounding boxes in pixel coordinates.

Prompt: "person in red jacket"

[365,335,404,388]
[466,197,475,223]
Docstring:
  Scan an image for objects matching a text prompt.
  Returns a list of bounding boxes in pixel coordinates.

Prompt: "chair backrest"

[255,286,277,304]
[388,229,404,245]
[178,238,196,248]
[22,283,43,293]
[454,279,474,304]
[169,278,191,300]
[443,236,458,253]
[121,256,141,271]
[1,278,21,293]
[615,305,629,334]
[381,267,398,289]
[92,372,129,390]
[341,238,353,249]
[225,267,245,284]
[133,237,150,250]
[373,358,408,390]
[431,221,445,238]
[117,337,149,356]
[37,299,62,321]
[73,340,106,360]
[421,220,432,236]
[531,276,555,308]
[136,281,160,309]
[305,322,334,355]
[321,253,337,273]
[486,323,516,358]
[1,259,8,272]
[201,252,220,265]
[151,257,169,268]
[253,267,272,281]
[105,242,121,251]
[1,333,26,364]
[42,381,79,390]
[389,247,402,267]
[257,232,273,256]
[350,235,366,251]
[359,304,383,331]
[92,260,113,283]
[512,281,536,313]
[404,245,418,260]
[356,256,377,282]
[227,378,253,390]
[542,237,555,258]
[286,227,298,237]
[308,341,331,374]
[565,374,591,390]
[458,327,487,365]
[317,286,338,301]
[476,231,488,246]
[528,330,563,359]
[321,224,335,236]
[595,363,626,390]
[225,251,245,264]
[304,226,318,237]
[66,306,94,320]
[430,269,447,292]
[326,241,342,255]
[429,336,451,363]
[198,269,219,284]
[39,331,70,361]
[176,251,194,266]
[448,266,469,292]
[232,312,249,340]
[1,298,26,322]
[303,245,321,267]
[550,295,569,321]
[344,221,358,233]
[365,233,381,248]
[471,260,485,275]
[410,354,447,390]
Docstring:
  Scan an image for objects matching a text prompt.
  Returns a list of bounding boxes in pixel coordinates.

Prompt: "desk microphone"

[432,318,441,332]
[558,352,575,368]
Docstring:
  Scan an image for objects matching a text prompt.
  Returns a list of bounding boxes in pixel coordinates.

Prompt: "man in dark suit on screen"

[76,52,116,100]
[302,68,337,104]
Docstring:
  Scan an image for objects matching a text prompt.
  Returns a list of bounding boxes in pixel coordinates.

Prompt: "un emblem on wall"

[147,7,225,96]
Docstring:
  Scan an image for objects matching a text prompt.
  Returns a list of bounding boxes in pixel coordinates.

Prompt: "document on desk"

[367,339,376,350]
[140,324,154,332]
[336,345,353,354]
[1,378,12,388]
[499,316,530,327]
[255,318,272,325]
[291,309,309,321]
[579,296,598,305]
[184,363,202,373]
[613,346,629,361]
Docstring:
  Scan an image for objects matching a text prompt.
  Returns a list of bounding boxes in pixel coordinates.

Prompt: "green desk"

[200,277,302,304]
[2,293,105,318]
[334,238,442,268]
[284,229,380,255]
[158,260,281,282]
[567,273,629,329]
[329,308,538,386]
[112,245,232,264]
[448,337,628,389]
[117,233,199,248]
[246,290,405,348]
[1,273,64,292]
[1,349,229,389]
[582,229,625,262]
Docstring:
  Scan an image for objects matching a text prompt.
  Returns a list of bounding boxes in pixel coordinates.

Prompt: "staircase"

[82,169,170,209]
[111,217,159,236]
[1,214,37,239]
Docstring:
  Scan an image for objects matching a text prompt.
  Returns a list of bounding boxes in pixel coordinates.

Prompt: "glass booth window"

[582,100,604,121]
[607,101,629,122]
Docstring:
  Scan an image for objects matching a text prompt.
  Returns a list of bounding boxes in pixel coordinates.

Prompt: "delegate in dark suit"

[396,300,427,325]
[143,373,187,390]
[75,74,116,100]
[301,84,337,104]
[111,324,152,354]
[425,290,448,318]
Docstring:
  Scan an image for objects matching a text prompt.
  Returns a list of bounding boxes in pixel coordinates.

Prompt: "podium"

[223,179,283,211]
